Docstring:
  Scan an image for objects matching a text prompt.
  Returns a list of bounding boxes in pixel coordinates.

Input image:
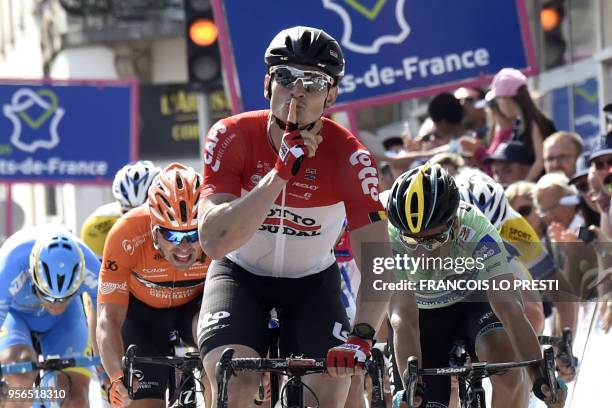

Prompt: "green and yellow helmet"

[386,163,460,234]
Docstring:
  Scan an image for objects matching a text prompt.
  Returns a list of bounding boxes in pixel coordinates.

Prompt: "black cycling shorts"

[387,302,503,408]
[122,295,201,400]
[197,257,350,360]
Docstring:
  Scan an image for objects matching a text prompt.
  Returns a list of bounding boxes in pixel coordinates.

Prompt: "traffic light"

[540,1,566,69]
[184,0,222,90]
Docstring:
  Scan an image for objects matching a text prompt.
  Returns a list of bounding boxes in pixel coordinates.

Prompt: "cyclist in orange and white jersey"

[97,163,209,408]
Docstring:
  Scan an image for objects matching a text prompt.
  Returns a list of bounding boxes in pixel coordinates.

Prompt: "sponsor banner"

[214,0,535,113]
[0,80,137,183]
[139,84,232,158]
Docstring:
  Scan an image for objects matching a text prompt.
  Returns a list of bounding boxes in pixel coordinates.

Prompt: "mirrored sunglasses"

[158,227,199,245]
[270,65,334,93]
[398,221,454,252]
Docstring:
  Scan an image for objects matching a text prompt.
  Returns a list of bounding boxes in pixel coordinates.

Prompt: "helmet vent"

[66,264,78,292]
[62,244,71,250]
[157,193,171,208]
[284,36,294,53]
[57,273,65,292]
[478,194,486,207]
[49,243,59,249]
[176,174,184,190]
[42,262,53,290]
[301,30,312,50]
[180,200,187,223]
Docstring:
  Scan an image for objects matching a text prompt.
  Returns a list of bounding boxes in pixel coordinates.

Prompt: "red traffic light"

[189,18,218,47]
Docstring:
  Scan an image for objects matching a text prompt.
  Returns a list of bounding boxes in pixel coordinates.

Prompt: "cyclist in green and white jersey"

[384,163,566,408]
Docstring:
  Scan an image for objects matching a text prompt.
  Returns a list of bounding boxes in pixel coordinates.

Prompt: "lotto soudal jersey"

[202,110,386,278]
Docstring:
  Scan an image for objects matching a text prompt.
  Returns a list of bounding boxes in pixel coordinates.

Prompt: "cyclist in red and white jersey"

[197,26,420,407]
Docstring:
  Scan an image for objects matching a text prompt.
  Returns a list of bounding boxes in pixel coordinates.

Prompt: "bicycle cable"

[280,376,320,408]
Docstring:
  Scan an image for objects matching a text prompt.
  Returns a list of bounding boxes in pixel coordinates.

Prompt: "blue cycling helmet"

[29,232,85,300]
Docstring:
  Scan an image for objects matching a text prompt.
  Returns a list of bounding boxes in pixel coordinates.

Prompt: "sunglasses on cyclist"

[157,227,199,245]
[269,65,334,93]
[398,220,455,252]
[34,285,76,304]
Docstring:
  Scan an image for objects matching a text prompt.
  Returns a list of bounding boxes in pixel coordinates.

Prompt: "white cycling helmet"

[456,170,509,230]
[112,160,161,211]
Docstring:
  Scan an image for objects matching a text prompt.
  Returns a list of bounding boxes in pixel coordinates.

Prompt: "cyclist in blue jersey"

[0,227,100,407]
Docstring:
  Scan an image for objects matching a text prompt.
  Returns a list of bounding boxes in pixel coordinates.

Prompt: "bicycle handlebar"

[404,346,559,407]
[215,347,387,408]
[0,355,101,376]
[538,327,577,373]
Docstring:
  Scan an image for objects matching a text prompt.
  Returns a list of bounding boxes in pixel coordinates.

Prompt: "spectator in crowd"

[488,68,557,181]
[505,181,546,238]
[460,94,514,174]
[382,136,405,155]
[454,87,488,139]
[569,154,600,227]
[429,152,464,176]
[506,179,581,351]
[484,140,533,187]
[428,92,465,141]
[534,172,583,232]
[381,118,450,172]
[589,133,612,189]
[379,162,395,191]
[543,131,583,177]
[604,102,612,135]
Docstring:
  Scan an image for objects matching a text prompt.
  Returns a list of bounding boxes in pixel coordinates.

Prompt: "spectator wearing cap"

[589,133,612,188]
[534,172,583,232]
[454,87,487,138]
[543,131,583,177]
[460,92,514,174]
[489,68,557,182]
[484,140,533,187]
[569,154,600,225]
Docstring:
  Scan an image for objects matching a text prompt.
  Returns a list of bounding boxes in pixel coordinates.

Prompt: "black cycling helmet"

[265,26,345,84]
[386,163,460,234]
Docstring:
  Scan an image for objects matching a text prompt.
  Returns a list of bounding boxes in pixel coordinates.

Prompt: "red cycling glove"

[326,336,372,370]
[274,122,308,180]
